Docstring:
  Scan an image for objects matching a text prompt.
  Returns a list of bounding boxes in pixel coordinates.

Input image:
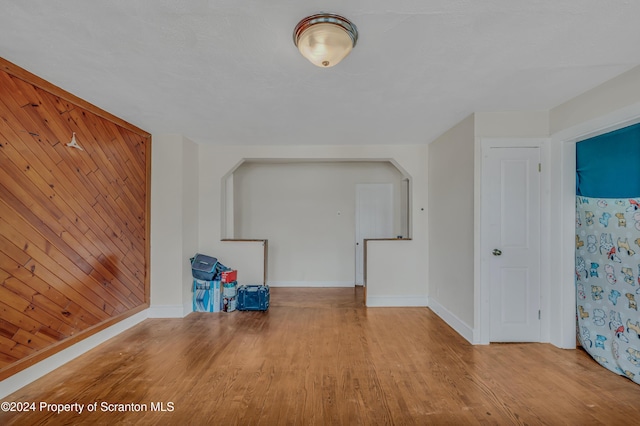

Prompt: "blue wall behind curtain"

[576,122,640,198]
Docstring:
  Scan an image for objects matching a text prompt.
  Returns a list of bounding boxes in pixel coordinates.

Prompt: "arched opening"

[221,159,411,292]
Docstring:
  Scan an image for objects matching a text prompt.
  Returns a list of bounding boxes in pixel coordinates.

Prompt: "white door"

[355,184,394,285]
[485,147,541,342]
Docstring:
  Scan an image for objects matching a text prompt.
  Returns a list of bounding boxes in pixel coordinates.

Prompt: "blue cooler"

[191,254,218,280]
[237,285,270,311]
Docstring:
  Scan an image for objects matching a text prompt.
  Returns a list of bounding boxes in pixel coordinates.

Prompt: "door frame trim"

[476,138,549,344]
[552,113,640,349]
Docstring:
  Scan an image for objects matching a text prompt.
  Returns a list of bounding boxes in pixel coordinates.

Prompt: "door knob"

[492,249,502,256]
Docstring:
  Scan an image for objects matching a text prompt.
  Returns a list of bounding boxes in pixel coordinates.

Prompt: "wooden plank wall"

[0,57,151,380]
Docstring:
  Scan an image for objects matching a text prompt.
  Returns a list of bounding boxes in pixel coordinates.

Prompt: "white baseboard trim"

[148,304,186,318]
[1,309,149,399]
[366,295,429,307]
[428,298,474,344]
[268,281,355,288]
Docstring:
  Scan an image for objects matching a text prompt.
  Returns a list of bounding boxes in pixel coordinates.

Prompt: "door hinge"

[538,310,541,320]
[538,163,541,172]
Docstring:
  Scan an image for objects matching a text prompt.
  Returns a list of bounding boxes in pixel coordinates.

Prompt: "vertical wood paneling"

[0,57,151,379]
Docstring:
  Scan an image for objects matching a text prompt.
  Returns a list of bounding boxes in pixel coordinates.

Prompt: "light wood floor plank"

[2,287,640,425]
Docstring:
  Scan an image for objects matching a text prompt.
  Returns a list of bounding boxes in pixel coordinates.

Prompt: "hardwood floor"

[2,287,640,425]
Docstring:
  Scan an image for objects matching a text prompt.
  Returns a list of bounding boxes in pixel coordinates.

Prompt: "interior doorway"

[226,160,410,293]
[484,146,541,342]
[478,137,547,344]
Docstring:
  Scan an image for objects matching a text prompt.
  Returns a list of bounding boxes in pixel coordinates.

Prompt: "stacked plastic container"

[191,253,238,313]
[221,270,238,312]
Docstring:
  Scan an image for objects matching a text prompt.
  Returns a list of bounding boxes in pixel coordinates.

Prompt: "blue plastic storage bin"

[192,279,221,312]
[237,285,270,311]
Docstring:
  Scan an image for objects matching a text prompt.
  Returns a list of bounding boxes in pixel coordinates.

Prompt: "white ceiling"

[1,1,639,146]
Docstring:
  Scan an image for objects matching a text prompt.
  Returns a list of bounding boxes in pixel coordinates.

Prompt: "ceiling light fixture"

[293,13,358,68]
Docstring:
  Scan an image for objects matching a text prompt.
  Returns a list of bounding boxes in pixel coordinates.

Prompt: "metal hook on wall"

[66,132,84,151]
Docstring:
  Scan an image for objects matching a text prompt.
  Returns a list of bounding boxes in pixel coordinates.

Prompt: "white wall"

[550,66,640,135]
[150,134,183,314]
[366,239,427,306]
[475,111,550,138]
[427,114,476,333]
[181,136,200,314]
[217,240,265,285]
[233,161,403,286]
[198,144,428,304]
[150,134,198,317]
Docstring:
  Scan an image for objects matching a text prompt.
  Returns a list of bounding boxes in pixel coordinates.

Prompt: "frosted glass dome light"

[293,13,358,68]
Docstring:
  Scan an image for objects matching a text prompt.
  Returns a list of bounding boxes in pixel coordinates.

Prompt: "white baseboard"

[268,281,355,288]
[428,298,474,344]
[1,309,149,399]
[366,295,429,307]
[148,304,186,318]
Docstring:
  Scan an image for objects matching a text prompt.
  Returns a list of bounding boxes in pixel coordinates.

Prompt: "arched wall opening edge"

[219,158,413,241]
